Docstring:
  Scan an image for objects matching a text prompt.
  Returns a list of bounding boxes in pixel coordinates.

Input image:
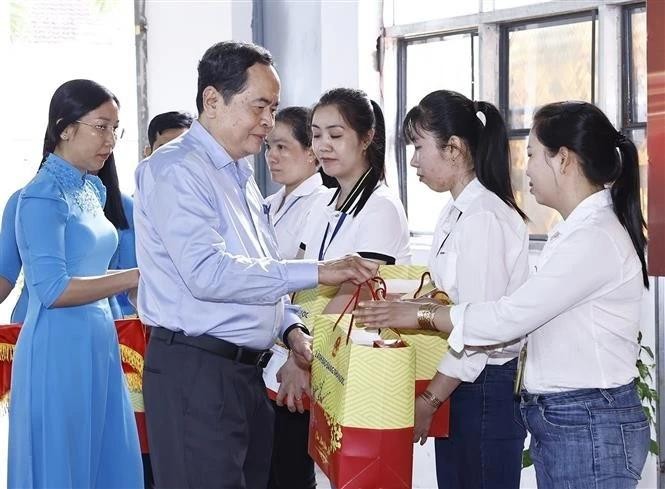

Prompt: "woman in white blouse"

[264,106,330,489]
[400,90,530,489]
[273,90,410,488]
[356,101,650,489]
[300,88,410,265]
[265,106,330,260]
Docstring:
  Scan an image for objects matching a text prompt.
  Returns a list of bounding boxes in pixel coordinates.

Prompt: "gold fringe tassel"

[0,343,15,362]
[124,372,143,393]
[120,345,144,375]
[0,391,10,415]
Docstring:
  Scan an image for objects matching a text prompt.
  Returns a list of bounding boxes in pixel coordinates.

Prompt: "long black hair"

[97,157,128,230]
[533,101,648,287]
[403,90,526,221]
[40,79,128,229]
[275,106,336,188]
[311,88,386,215]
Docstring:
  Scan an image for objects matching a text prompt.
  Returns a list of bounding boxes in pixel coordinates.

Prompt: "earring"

[61,134,68,140]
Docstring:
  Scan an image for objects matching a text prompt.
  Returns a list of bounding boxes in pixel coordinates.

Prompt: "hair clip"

[475,111,486,127]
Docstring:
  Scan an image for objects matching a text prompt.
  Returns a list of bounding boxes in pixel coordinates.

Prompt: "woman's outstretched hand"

[353,300,421,329]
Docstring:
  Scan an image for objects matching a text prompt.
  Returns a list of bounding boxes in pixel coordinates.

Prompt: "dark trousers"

[142,453,154,489]
[435,359,526,489]
[143,333,274,489]
[268,402,316,489]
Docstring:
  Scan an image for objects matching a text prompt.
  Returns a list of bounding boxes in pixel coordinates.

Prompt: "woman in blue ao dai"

[8,79,143,488]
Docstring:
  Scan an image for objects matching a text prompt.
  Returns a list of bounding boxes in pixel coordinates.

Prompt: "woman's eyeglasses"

[75,120,125,140]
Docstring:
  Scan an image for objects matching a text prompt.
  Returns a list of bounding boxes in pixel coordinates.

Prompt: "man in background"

[143,110,194,157]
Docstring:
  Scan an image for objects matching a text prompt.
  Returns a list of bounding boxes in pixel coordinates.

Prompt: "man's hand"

[318,255,379,286]
[276,355,311,413]
[287,327,313,369]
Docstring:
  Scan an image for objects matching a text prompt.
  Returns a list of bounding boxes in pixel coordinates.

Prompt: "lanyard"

[318,212,348,260]
[436,209,463,255]
[273,196,303,227]
[317,169,370,260]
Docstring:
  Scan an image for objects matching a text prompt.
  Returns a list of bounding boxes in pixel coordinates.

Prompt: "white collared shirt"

[448,189,644,393]
[301,183,411,264]
[265,173,328,259]
[429,178,529,382]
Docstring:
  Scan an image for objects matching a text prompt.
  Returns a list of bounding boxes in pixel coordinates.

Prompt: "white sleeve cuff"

[437,346,488,383]
[447,302,469,353]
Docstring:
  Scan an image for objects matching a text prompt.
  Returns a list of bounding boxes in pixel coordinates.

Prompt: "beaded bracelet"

[419,389,443,409]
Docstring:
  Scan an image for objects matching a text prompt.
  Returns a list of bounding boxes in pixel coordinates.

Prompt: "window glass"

[629,8,646,123]
[630,128,647,222]
[506,15,595,234]
[507,16,595,130]
[623,6,647,221]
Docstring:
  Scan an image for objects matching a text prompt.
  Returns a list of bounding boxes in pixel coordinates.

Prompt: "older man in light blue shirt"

[134,41,375,489]
[135,118,316,349]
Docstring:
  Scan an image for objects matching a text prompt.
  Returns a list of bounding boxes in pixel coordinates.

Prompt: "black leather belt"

[151,327,273,368]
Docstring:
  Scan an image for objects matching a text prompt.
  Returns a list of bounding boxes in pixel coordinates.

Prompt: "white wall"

[145,0,252,123]
[261,0,381,108]
[263,0,322,108]
[260,0,381,196]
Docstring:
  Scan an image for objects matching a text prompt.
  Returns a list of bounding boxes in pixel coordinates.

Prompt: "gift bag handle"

[333,278,386,344]
[412,271,432,299]
[372,276,387,300]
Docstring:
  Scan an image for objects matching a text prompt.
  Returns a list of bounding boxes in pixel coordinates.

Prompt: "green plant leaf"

[522,449,533,468]
[642,345,654,359]
[650,439,659,456]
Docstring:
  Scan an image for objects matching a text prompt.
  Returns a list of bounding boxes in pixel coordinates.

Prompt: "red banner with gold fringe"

[0,319,150,453]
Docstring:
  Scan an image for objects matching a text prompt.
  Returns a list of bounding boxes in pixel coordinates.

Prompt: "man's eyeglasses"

[75,120,125,140]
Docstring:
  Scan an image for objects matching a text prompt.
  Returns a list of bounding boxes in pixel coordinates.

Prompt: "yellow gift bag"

[309,313,416,489]
[292,265,440,331]
[376,265,452,438]
[291,285,339,331]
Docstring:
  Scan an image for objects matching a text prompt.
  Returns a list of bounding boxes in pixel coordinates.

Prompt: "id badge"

[513,345,527,398]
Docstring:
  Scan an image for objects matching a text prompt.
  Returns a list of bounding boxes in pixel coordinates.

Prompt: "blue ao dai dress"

[8,153,142,488]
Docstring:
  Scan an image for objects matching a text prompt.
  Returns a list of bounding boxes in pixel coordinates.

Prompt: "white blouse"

[429,178,529,382]
[265,173,328,259]
[301,183,411,264]
[448,189,644,393]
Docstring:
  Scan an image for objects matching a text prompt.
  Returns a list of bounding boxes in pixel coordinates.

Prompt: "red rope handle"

[331,279,384,344]
[369,276,387,300]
